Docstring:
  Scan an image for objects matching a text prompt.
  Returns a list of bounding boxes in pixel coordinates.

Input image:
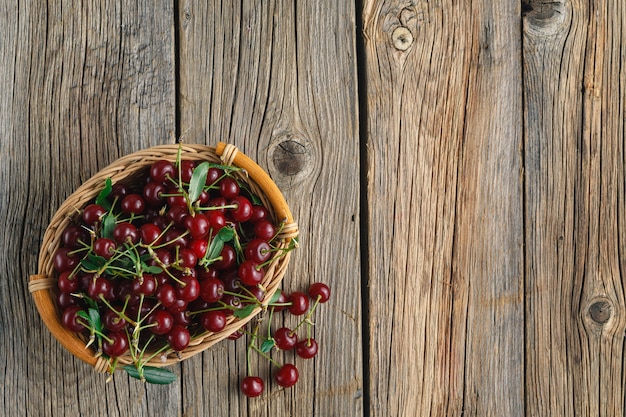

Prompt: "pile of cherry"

[52,156,330,395]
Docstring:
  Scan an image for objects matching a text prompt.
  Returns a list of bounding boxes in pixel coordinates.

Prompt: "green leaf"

[80,258,101,272]
[84,296,99,311]
[123,365,177,385]
[260,339,275,353]
[205,238,225,264]
[204,226,236,263]
[216,225,235,242]
[188,161,210,204]
[142,264,163,274]
[233,304,256,319]
[268,289,282,305]
[76,310,91,324]
[101,214,116,239]
[88,307,102,334]
[95,178,113,210]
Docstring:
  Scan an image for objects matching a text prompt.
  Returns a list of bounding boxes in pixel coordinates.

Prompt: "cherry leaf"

[123,365,177,385]
[268,289,282,305]
[95,178,113,210]
[142,264,163,274]
[188,161,210,204]
[101,214,116,239]
[233,304,256,319]
[260,339,275,353]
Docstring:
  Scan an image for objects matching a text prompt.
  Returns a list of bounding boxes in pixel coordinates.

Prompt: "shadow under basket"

[28,142,298,373]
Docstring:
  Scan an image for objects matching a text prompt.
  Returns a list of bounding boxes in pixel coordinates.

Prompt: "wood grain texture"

[177,1,362,416]
[523,0,626,415]
[3,1,177,416]
[362,1,524,415]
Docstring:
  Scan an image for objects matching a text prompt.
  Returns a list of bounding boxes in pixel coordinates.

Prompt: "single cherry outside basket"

[28,143,298,373]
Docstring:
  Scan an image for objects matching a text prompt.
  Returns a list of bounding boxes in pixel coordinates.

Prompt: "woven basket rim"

[29,142,298,372]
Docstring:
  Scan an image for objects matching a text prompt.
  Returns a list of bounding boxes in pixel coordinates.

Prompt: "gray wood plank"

[523,1,626,415]
[362,0,524,415]
[3,1,177,416]
[177,1,362,416]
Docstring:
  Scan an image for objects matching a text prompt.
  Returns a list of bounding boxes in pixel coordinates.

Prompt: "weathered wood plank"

[177,1,362,416]
[362,0,524,415]
[3,1,177,416]
[523,1,626,415]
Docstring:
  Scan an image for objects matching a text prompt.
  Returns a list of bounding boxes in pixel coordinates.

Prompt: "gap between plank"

[355,0,371,415]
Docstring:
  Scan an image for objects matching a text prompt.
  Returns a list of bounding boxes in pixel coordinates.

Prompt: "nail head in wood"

[391,26,413,51]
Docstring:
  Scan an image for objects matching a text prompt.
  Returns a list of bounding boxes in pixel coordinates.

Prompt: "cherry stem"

[291,296,320,335]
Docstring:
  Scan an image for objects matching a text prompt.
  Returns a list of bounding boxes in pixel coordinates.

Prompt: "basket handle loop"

[28,274,111,372]
[216,142,298,238]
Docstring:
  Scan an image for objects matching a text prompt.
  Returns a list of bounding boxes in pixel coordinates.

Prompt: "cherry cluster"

[52,156,297,381]
[236,281,331,397]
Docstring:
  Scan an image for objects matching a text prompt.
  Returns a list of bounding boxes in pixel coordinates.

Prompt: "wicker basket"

[28,142,298,373]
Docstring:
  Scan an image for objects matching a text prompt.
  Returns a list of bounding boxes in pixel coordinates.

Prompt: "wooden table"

[3,1,625,416]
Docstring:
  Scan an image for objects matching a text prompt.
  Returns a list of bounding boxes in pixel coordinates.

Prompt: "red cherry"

[244,239,271,263]
[189,239,208,259]
[93,237,117,259]
[184,213,210,239]
[205,167,223,186]
[201,310,227,333]
[131,273,157,296]
[178,160,195,183]
[287,292,309,316]
[240,376,264,398]
[295,338,319,359]
[229,196,253,222]
[166,325,190,351]
[87,276,113,301]
[57,292,79,309]
[176,275,200,302]
[143,181,166,207]
[199,277,224,303]
[103,331,129,357]
[103,308,127,332]
[150,160,176,183]
[253,221,276,241]
[113,222,139,244]
[308,282,331,303]
[238,260,264,286]
[206,211,226,230]
[61,305,87,332]
[120,194,146,215]
[249,205,269,224]
[163,228,189,249]
[57,271,79,294]
[166,205,189,226]
[275,364,299,388]
[110,183,129,200]
[219,177,240,199]
[273,327,298,350]
[82,204,106,226]
[139,223,162,245]
[156,283,177,308]
[148,309,174,335]
[53,247,79,273]
[62,224,88,249]
[212,245,236,270]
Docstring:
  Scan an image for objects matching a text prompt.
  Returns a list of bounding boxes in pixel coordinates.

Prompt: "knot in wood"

[267,132,315,189]
[522,0,570,37]
[391,26,413,51]
[272,139,308,176]
[589,300,612,324]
